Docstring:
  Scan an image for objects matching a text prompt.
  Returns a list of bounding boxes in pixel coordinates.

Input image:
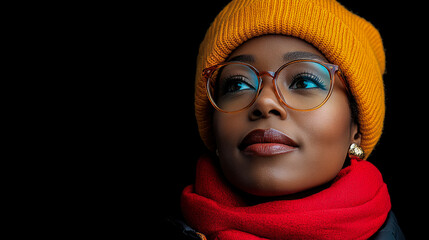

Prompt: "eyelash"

[220,75,255,93]
[290,72,327,90]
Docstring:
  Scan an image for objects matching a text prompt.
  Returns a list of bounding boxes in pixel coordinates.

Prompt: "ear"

[350,122,362,146]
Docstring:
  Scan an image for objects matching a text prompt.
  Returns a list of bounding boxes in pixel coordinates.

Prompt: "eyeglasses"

[203,59,347,113]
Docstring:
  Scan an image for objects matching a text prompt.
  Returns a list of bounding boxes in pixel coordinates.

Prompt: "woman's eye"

[222,77,256,94]
[290,78,318,89]
[289,74,326,90]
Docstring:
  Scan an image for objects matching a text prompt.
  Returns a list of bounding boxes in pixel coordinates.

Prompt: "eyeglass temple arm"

[336,69,351,96]
[202,66,217,80]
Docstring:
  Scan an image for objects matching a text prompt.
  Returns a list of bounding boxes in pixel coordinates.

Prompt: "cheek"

[213,111,253,191]
[213,111,246,153]
[293,90,352,174]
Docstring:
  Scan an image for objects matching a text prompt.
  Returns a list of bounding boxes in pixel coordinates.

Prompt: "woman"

[176,0,405,239]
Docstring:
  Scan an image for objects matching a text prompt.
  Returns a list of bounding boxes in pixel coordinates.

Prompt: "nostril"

[252,109,263,117]
[251,107,283,119]
[269,109,281,116]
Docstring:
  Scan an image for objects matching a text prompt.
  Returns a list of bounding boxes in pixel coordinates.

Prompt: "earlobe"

[350,122,362,146]
[347,123,365,160]
[353,132,362,146]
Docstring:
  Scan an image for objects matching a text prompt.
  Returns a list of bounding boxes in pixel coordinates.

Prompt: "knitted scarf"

[181,156,391,240]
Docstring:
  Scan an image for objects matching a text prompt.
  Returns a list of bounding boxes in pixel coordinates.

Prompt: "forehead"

[227,35,328,66]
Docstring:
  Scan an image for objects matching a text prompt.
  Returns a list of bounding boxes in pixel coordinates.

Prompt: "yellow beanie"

[195,0,385,159]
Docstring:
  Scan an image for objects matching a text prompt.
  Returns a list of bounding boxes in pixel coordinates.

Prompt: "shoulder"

[162,217,206,240]
[163,212,404,240]
[370,211,405,240]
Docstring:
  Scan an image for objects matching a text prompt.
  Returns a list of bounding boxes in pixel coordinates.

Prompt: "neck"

[236,180,334,206]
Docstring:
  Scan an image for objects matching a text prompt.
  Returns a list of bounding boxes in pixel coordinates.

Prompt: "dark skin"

[213,35,361,197]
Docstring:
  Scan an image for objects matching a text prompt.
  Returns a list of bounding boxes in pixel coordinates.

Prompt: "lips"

[239,128,298,156]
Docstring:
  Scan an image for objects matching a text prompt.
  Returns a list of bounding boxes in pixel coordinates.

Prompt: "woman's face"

[213,35,361,196]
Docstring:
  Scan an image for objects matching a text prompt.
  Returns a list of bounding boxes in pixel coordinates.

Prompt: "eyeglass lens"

[207,61,332,112]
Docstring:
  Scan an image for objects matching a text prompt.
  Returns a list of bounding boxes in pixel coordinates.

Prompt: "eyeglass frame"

[203,59,350,113]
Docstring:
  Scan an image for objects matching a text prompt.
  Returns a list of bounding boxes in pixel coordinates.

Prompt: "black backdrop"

[142,1,427,238]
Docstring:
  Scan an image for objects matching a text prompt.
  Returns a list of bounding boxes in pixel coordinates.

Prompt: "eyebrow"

[226,51,328,64]
[283,51,328,62]
[227,54,254,63]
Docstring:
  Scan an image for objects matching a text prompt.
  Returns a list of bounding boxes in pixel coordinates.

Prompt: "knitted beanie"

[194,0,385,159]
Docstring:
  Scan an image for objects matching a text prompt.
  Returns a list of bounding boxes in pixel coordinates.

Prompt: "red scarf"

[181,156,391,240]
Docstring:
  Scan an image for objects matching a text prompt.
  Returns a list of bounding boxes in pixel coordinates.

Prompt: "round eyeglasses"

[203,59,347,113]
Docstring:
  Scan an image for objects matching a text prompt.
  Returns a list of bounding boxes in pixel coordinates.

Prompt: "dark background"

[14,1,427,238]
[143,1,427,238]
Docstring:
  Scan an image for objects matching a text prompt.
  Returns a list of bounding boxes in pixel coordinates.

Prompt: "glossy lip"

[239,128,298,156]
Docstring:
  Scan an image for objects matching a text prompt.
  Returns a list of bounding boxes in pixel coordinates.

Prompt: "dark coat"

[165,211,404,240]
[370,212,405,240]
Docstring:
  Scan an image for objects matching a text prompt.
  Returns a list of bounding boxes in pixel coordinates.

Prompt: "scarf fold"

[181,156,391,240]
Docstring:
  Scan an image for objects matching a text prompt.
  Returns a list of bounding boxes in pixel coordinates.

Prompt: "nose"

[249,77,288,121]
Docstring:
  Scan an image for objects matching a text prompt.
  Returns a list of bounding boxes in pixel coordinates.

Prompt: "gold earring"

[348,143,365,160]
